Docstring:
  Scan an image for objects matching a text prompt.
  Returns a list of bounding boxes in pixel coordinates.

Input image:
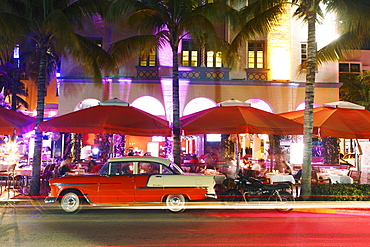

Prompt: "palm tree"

[106,0,286,165]
[0,0,113,196]
[0,60,29,109]
[290,0,370,198]
[340,71,370,110]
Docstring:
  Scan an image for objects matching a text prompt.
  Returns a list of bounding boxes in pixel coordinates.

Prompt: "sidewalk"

[0,182,49,204]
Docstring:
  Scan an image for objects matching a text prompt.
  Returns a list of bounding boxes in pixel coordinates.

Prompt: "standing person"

[87,156,97,172]
[59,156,72,177]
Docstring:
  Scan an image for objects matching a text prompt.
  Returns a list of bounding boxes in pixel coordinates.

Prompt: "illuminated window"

[301,42,307,63]
[87,37,103,47]
[198,0,213,5]
[183,97,216,116]
[206,51,222,67]
[139,50,157,66]
[182,39,199,67]
[248,41,265,69]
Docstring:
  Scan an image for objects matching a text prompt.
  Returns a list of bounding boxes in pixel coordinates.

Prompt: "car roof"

[107,156,172,165]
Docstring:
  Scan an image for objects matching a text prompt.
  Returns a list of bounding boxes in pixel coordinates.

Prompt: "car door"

[98,161,135,204]
[134,162,164,202]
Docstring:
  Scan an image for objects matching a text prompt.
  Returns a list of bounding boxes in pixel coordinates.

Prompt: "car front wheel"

[165,194,186,213]
[60,191,83,214]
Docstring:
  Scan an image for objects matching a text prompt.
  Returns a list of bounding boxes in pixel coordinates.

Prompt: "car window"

[109,162,134,176]
[139,162,160,174]
[162,166,173,174]
[99,162,109,176]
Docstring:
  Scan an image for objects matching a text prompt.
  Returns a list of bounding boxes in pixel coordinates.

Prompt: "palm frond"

[122,9,167,34]
[106,0,145,23]
[108,35,163,66]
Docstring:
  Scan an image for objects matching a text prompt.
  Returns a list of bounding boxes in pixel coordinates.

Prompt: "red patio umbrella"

[180,105,303,135]
[0,107,35,135]
[38,104,171,136]
[279,105,370,139]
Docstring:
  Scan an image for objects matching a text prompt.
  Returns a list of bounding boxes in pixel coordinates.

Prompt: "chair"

[339,164,349,170]
[0,164,17,197]
[311,170,331,184]
[349,170,362,184]
[40,164,55,183]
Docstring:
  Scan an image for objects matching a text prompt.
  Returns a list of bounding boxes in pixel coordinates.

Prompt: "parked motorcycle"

[221,171,294,212]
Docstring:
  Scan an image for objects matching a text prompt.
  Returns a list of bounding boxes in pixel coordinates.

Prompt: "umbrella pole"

[236,135,240,175]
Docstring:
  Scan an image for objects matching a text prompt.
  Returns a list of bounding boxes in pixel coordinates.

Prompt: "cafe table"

[67,168,86,175]
[265,173,295,184]
[318,169,353,184]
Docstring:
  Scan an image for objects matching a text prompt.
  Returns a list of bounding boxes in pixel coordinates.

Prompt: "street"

[1,202,370,247]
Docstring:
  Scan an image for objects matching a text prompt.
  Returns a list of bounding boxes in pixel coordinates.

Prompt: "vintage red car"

[45,156,217,213]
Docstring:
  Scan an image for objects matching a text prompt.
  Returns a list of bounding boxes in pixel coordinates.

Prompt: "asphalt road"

[1,202,370,247]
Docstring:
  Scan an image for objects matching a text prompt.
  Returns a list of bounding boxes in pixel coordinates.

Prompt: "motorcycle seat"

[262,183,291,190]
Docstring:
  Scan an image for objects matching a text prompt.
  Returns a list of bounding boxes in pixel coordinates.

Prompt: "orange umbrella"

[279,106,370,139]
[0,107,35,135]
[38,105,171,136]
[180,105,303,135]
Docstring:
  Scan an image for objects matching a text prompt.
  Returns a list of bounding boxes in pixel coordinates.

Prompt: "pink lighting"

[160,78,190,122]
[118,78,132,102]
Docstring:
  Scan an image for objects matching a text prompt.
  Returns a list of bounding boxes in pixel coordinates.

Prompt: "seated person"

[282,161,292,175]
[294,169,302,181]
[120,164,133,174]
[91,163,101,173]
[147,164,159,174]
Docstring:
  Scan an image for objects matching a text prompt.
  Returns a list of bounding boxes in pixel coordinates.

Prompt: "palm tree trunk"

[12,48,19,111]
[172,44,181,166]
[30,41,47,196]
[301,6,317,199]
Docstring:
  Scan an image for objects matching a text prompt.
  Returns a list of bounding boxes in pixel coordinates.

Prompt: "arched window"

[131,96,166,117]
[74,98,100,111]
[183,97,216,116]
[296,102,320,111]
[245,98,273,113]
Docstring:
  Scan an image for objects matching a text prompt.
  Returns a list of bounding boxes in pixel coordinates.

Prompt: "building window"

[182,39,199,67]
[139,50,157,66]
[339,62,361,82]
[339,62,361,73]
[198,0,213,6]
[301,42,307,63]
[206,51,222,67]
[87,37,103,47]
[248,41,265,69]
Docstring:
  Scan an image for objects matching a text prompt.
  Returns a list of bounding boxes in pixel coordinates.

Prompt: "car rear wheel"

[60,191,83,214]
[165,194,186,213]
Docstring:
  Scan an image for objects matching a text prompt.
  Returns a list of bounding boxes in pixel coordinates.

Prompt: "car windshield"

[98,162,109,175]
[169,163,183,175]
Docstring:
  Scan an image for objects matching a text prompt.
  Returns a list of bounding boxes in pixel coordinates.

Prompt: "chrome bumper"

[44,197,57,204]
[206,194,217,199]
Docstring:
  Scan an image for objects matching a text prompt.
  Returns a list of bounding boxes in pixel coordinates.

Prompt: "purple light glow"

[160,78,190,122]
[118,78,132,103]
